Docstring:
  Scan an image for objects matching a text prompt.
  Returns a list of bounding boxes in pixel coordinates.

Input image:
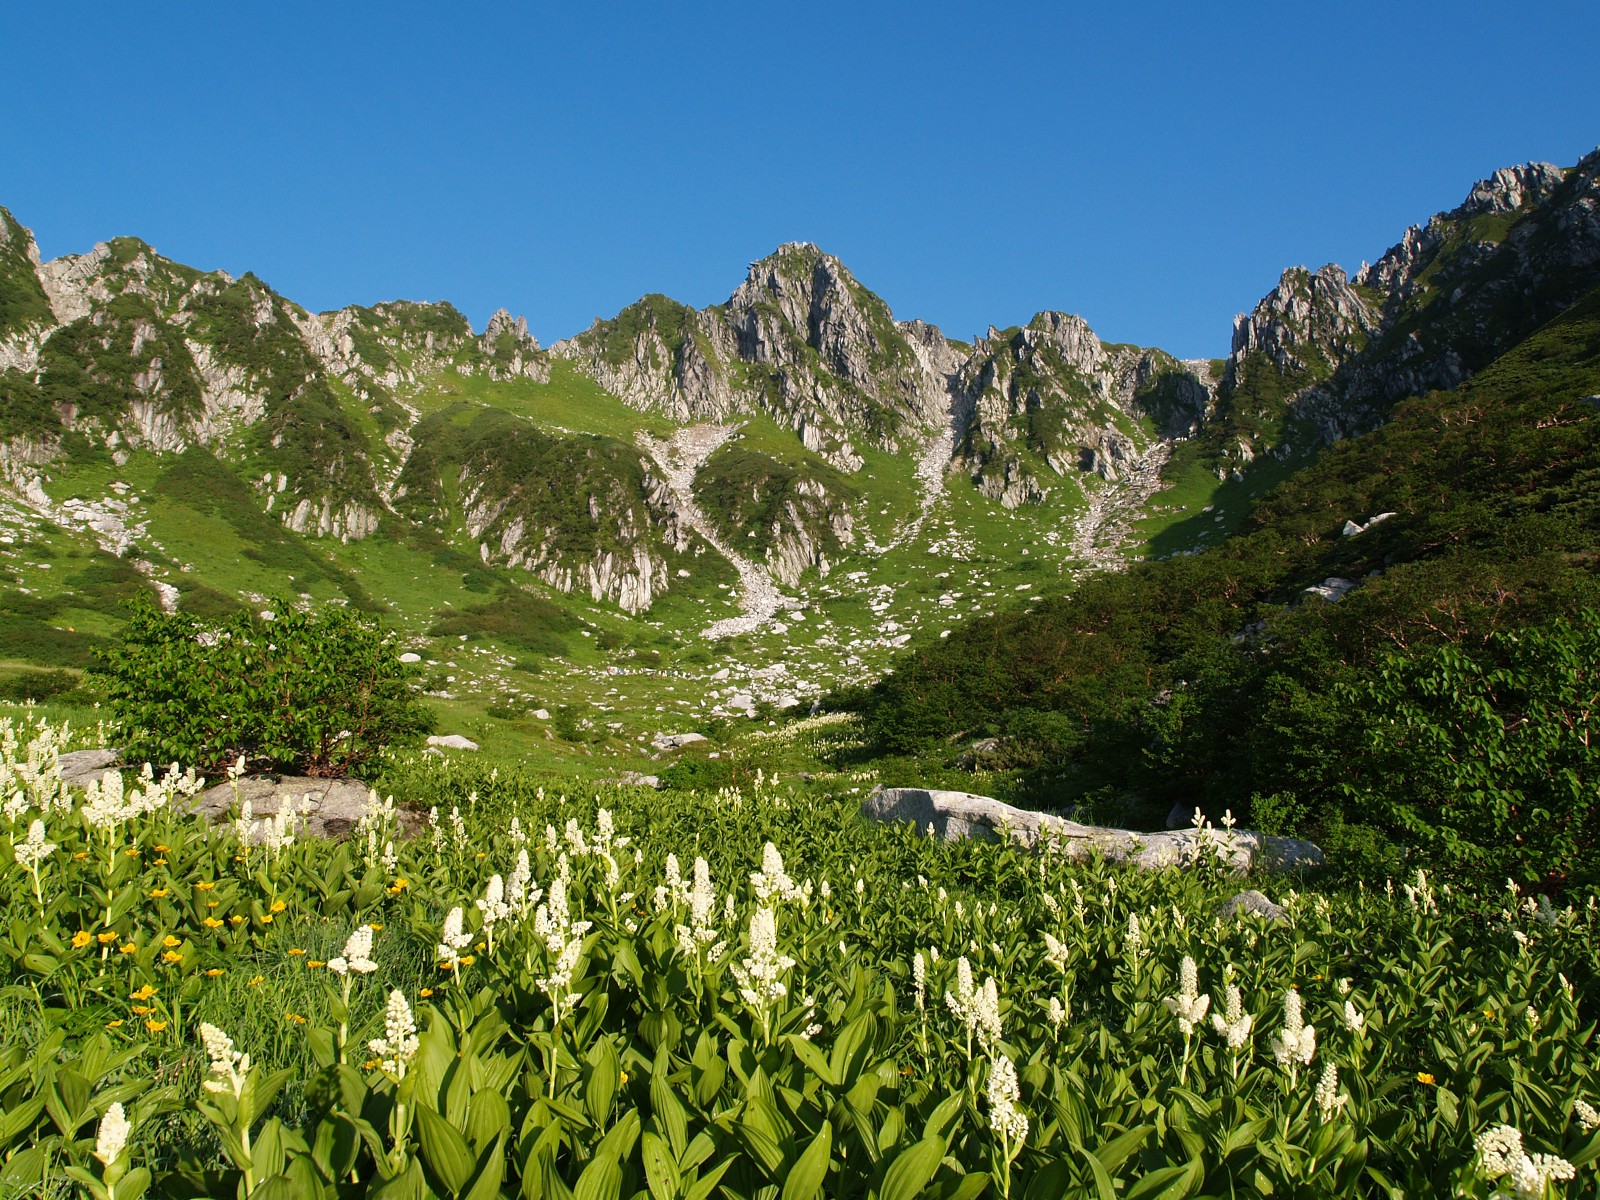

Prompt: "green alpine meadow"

[2,106,1600,1199]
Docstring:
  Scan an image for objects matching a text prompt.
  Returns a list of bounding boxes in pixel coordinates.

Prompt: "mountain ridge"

[0,147,1593,635]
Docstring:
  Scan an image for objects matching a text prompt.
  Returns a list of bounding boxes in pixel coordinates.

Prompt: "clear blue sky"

[3,2,1596,359]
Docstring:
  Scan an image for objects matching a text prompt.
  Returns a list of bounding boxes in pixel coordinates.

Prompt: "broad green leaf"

[781,1119,832,1200]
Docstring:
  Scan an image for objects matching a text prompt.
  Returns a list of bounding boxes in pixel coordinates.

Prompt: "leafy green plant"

[93,598,434,776]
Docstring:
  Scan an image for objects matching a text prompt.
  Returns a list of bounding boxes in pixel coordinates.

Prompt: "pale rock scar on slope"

[1068,440,1171,574]
[635,424,801,640]
[871,402,960,555]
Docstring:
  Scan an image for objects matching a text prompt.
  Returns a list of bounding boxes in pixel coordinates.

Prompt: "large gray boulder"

[860,787,1322,873]
[57,748,122,790]
[188,775,387,841]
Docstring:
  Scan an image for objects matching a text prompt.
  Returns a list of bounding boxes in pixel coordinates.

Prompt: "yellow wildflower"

[97,931,118,945]
[270,900,287,914]
[247,975,264,987]
[154,845,170,853]
[120,943,137,955]
[367,923,383,932]
[285,1013,306,1025]
[229,915,245,925]
[145,1019,168,1033]
[287,948,306,956]
[124,849,141,858]
[161,951,183,965]
[459,954,476,967]
[203,918,224,930]
[131,1005,154,1016]
[419,988,434,998]
[105,1020,124,1029]
[1417,1072,1436,1085]
[204,968,225,978]
[149,888,168,899]
[195,881,215,891]
[153,858,168,867]
[71,931,93,950]
[161,935,181,949]
[131,985,157,1000]
[73,851,88,860]
[307,960,326,969]
[260,914,274,924]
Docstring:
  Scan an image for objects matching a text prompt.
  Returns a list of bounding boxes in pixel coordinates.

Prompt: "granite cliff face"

[953,313,1211,506]
[1203,149,1600,479]
[556,244,962,472]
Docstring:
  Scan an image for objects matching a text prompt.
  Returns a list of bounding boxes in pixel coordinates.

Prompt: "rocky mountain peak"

[483,307,537,349]
[1448,161,1567,221]
[1228,264,1380,378]
[1021,311,1105,375]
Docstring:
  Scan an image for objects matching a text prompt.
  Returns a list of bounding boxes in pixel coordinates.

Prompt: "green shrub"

[0,668,80,703]
[1339,610,1600,888]
[93,598,434,776]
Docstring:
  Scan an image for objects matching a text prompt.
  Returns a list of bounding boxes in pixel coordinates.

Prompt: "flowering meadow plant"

[1,717,1598,1197]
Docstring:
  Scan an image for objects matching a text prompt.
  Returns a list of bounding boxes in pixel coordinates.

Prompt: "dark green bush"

[94,599,434,776]
[1339,611,1600,888]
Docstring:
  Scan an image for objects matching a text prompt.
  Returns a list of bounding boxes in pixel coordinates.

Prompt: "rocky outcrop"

[1227,265,1381,382]
[556,244,962,470]
[478,309,550,382]
[188,774,395,841]
[860,786,1324,873]
[953,313,1209,499]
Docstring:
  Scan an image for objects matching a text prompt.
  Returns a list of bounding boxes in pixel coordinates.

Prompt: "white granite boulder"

[860,787,1322,873]
[188,774,392,841]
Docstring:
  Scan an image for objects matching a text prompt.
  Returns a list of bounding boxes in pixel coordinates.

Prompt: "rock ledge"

[861,787,1322,873]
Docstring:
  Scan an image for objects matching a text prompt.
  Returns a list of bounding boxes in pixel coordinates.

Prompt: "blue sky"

[3,2,1596,358]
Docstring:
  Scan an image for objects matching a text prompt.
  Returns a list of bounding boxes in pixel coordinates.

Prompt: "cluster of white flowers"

[1343,1001,1365,1033]
[1042,931,1070,974]
[477,875,511,937]
[12,817,55,868]
[436,907,473,972]
[731,906,795,1011]
[1163,956,1212,1036]
[1315,1062,1347,1119]
[199,1023,250,1099]
[1047,997,1067,1030]
[1270,989,1317,1073]
[327,924,378,977]
[1124,913,1145,960]
[533,875,593,1017]
[0,717,75,819]
[943,956,1003,1052]
[1402,869,1438,914]
[1210,984,1254,1049]
[94,1100,131,1166]
[985,1053,1028,1143]
[1475,1125,1575,1199]
[507,849,540,919]
[912,951,927,1012]
[674,856,724,961]
[261,798,310,858]
[1575,1098,1600,1133]
[368,990,419,1079]
[357,792,399,872]
[84,766,200,831]
[750,842,809,904]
